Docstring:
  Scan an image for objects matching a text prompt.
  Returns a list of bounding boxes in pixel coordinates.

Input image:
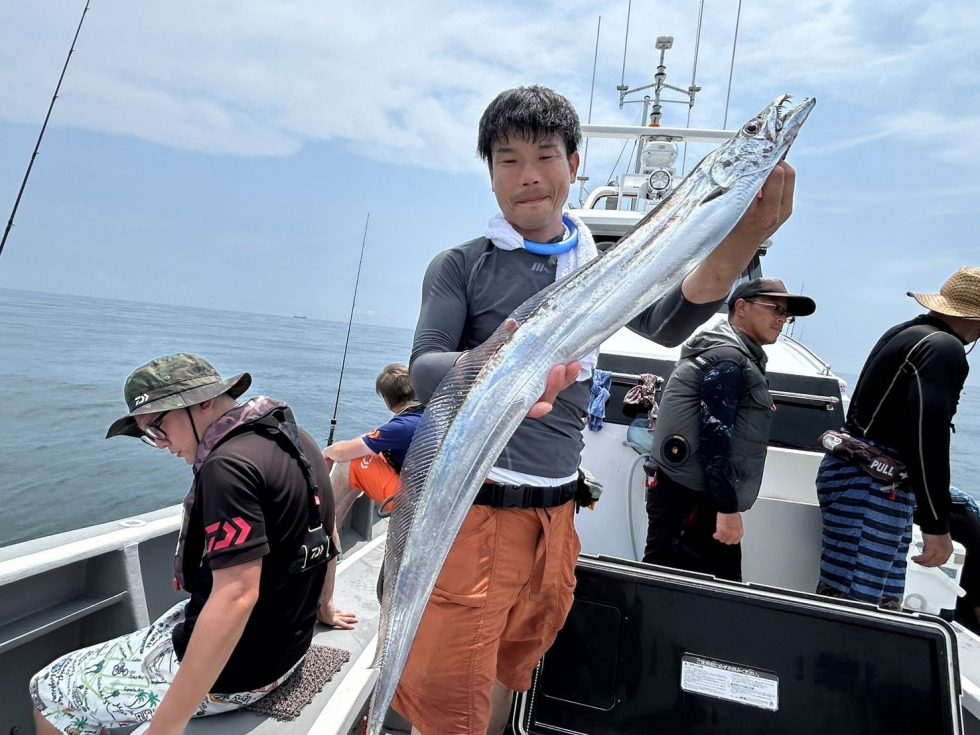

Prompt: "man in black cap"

[30,353,346,734]
[644,278,816,581]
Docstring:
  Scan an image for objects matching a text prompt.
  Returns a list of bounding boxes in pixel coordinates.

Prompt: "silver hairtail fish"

[368,93,815,733]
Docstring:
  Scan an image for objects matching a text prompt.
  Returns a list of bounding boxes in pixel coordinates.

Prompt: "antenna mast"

[680,0,706,174]
[617,36,701,173]
[722,0,744,129]
[577,16,602,206]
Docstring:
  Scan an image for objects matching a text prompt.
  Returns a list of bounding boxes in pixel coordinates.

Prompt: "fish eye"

[742,119,762,135]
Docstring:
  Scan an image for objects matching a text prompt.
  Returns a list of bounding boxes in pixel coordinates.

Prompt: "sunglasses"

[747,300,795,324]
[140,410,171,447]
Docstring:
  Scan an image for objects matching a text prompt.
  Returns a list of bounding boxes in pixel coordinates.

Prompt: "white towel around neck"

[484,211,599,380]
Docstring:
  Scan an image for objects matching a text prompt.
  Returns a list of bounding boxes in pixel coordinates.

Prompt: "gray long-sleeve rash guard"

[410,235,722,479]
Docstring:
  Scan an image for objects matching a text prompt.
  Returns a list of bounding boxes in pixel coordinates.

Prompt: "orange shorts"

[392,501,580,735]
[348,453,400,506]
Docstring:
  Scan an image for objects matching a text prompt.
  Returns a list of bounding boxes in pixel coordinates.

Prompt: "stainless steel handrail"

[770,390,840,410]
[609,370,663,383]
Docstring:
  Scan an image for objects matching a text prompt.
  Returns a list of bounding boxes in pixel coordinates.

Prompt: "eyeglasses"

[140,410,171,447]
[747,300,795,324]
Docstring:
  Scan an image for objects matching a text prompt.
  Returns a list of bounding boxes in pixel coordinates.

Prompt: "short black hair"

[477,85,581,169]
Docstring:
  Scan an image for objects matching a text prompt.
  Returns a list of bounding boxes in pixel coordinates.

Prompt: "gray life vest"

[651,320,773,511]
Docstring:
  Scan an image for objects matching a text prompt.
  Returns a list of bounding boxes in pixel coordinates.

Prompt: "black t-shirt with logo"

[172,427,333,693]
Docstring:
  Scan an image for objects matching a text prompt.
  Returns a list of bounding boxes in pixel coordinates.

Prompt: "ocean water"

[1,287,978,547]
[0,287,413,547]
[952,394,980,495]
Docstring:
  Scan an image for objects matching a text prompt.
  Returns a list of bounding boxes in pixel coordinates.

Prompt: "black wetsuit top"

[845,314,969,534]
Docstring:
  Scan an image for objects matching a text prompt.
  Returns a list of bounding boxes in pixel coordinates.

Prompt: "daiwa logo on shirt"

[205,517,253,552]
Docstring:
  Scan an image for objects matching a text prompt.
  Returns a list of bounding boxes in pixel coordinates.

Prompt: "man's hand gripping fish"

[368,93,815,734]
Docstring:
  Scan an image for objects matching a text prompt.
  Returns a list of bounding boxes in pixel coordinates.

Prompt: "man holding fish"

[395,85,801,735]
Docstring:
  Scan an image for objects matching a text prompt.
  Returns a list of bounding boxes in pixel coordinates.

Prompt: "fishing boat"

[503,37,976,735]
[1,18,977,735]
[512,140,974,735]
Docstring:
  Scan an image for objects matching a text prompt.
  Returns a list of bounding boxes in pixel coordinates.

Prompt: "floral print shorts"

[29,601,300,734]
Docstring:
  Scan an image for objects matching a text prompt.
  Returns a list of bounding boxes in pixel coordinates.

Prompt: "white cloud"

[802,178,980,217]
[880,111,980,166]
[4,0,980,380]
[1,1,600,170]
[3,0,980,176]
[800,129,893,156]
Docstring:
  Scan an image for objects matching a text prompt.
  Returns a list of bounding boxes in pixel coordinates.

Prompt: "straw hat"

[908,267,980,319]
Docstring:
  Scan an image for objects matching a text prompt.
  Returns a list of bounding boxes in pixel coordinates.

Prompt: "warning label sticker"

[680,654,779,711]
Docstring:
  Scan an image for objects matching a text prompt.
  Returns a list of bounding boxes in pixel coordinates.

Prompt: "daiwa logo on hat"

[106,353,252,440]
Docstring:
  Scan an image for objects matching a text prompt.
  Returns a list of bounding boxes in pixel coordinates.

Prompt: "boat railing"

[583,185,633,210]
[0,506,182,586]
[0,506,188,726]
[769,389,840,411]
[605,369,660,385]
[606,368,839,412]
[581,124,734,144]
[0,493,382,729]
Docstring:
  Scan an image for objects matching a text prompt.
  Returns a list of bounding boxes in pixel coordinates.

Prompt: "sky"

[0,0,978,382]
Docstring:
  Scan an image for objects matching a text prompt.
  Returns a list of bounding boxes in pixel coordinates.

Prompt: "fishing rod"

[326,212,370,447]
[0,0,91,258]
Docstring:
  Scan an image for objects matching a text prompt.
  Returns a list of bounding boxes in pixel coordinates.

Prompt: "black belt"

[473,480,577,509]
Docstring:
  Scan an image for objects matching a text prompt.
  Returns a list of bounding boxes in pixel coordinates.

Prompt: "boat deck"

[5,498,980,734]
[0,501,411,735]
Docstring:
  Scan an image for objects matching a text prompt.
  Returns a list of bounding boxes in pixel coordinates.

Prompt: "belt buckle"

[501,485,524,508]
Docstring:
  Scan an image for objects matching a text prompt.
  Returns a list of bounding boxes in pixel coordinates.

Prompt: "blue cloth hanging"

[588,369,613,431]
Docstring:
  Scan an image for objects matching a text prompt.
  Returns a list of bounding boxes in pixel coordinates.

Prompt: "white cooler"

[903,526,966,615]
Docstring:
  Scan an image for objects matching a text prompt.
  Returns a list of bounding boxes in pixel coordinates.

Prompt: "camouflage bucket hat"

[106,353,251,439]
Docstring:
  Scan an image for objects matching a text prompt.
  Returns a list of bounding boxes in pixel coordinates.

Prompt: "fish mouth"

[773,94,816,149]
[775,94,815,127]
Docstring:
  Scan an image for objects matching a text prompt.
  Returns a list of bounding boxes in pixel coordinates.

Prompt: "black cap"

[729,278,816,317]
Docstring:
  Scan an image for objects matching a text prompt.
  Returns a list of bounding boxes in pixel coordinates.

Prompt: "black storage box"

[513,555,962,735]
